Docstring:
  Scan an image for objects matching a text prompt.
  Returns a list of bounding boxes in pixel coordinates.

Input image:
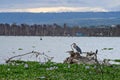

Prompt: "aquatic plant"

[18,48,23,50]
[102,48,113,50]
[0,60,120,80]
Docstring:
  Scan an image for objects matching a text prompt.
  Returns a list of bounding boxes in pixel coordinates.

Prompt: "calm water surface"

[0,36,120,64]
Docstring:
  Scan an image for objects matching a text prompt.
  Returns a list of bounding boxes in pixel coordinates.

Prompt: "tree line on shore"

[0,23,120,36]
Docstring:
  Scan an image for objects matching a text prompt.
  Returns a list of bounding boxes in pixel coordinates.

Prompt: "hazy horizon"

[0,0,120,13]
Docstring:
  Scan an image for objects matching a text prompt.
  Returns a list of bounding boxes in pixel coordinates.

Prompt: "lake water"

[0,36,120,64]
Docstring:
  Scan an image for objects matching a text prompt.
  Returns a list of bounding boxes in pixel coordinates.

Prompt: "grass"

[0,60,120,80]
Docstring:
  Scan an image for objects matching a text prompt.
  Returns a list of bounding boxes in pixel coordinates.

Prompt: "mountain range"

[0,12,120,26]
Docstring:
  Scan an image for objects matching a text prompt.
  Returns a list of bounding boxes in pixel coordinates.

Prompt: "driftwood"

[6,51,53,63]
[64,50,100,64]
[64,50,112,66]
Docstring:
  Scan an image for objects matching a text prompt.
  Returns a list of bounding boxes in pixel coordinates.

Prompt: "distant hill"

[0,12,120,26]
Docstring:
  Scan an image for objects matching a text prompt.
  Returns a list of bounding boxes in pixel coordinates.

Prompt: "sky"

[0,0,120,12]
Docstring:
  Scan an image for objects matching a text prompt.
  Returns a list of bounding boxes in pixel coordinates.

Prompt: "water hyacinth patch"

[114,59,120,62]
[102,48,113,50]
[0,60,120,80]
[18,48,23,50]
[7,68,10,71]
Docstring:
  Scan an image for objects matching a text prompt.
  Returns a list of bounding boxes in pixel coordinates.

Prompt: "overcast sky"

[0,0,120,12]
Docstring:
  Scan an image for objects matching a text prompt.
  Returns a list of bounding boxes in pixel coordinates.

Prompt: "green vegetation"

[0,60,120,80]
[102,48,113,50]
[18,48,23,50]
[114,59,120,62]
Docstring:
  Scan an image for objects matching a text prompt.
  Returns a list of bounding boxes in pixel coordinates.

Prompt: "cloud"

[0,7,108,13]
[0,0,119,12]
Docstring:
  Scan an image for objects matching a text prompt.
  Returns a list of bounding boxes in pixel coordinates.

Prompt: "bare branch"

[6,51,53,63]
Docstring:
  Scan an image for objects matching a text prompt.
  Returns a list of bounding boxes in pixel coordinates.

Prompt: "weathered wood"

[64,50,99,64]
[6,51,53,63]
[64,50,111,66]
